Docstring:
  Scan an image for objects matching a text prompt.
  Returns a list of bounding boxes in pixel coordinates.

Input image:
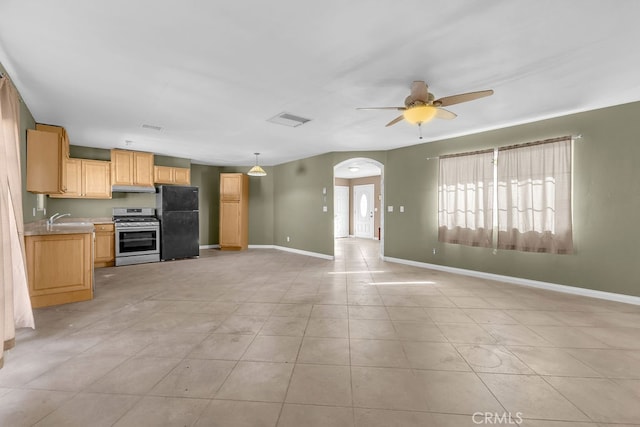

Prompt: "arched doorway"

[333,158,384,260]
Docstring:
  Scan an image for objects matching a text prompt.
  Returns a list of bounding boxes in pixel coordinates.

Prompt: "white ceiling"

[1,1,640,167]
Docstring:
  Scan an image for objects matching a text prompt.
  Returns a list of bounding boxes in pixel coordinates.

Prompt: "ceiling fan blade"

[357,107,406,111]
[435,108,457,120]
[410,81,429,102]
[385,115,405,127]
[434,89,494,107]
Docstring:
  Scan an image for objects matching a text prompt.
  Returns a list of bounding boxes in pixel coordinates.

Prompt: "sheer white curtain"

[438,150,494,247]
[497,138,573,254]
[0,76,34,369]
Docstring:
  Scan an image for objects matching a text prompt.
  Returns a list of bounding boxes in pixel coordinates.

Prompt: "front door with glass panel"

[353,184,374,238]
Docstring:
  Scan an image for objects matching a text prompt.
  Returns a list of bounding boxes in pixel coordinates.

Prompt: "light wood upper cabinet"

[83,160,112,198]
[174,167,191,185]
[50,159,111,199]
[111,149,154,187]
[134,152,154,186]
[219,173,249,250]
[35,123,70,161]
[154,166,191,185]
[154,165,174,183]
[62,158,82,197]
[26,129,68,194]
[220,173,244,201]
[111,149,133,185]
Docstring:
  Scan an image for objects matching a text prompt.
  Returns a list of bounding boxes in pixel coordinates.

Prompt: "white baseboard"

[383,256,640,306]
[273,245,334,261]
[248,245,275,249]
[199,244,220,249]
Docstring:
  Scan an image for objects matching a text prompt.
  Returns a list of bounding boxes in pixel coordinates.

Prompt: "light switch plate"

[323,206,328,212]
[400,206,404,213]
[387,206,393,212]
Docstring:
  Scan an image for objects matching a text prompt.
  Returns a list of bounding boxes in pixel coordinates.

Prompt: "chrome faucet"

[47,212,71,225]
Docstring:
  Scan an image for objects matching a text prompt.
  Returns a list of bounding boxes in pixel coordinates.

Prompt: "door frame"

[334,185,350,238]
[333,157,384,259]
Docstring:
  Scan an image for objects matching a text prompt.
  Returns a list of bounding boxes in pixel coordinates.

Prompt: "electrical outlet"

[432,248,437,255]
[323,206,327,212]
[400,206,405,213]
[286,236,290,242]
[32,207,36,217]
[387,206,393,212]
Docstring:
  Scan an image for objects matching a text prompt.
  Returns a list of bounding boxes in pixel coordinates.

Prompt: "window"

[438,150,494,247]
[497,138,573,253]
[438,137,573,254]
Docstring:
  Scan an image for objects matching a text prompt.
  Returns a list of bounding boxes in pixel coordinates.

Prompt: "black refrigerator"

[156,185,199,261]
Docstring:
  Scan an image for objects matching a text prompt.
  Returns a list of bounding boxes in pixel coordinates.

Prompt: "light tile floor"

[2,238,640,426]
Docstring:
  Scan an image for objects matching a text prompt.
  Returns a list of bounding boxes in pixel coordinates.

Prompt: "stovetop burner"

[112,207,159,228]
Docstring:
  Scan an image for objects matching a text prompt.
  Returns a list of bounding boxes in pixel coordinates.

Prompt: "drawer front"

[94,223,115,232]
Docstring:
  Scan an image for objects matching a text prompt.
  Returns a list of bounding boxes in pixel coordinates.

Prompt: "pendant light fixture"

[248,152,267,177]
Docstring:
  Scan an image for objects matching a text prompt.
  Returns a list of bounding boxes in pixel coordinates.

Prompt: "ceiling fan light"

[348,166,360,172]
[403,105,437,124]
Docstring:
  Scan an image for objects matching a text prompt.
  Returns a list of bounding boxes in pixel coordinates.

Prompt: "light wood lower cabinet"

[94,223,115,268]
[25,233,93,308]
[220,201,242,248]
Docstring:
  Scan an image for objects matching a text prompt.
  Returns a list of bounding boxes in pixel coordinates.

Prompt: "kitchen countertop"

[24,217,113,236]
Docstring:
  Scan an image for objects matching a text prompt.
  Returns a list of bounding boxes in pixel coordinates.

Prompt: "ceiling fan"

[357,80,494,128]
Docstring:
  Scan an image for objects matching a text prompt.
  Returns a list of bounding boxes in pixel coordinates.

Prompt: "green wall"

[384,101,640,297]
[19,95,39,222]
[272,151,387,256]
[190,163,220,246]
[273,152,335,255]
[219,166,275,246]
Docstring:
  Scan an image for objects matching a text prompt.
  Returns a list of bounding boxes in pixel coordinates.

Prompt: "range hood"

[112,185,156,193]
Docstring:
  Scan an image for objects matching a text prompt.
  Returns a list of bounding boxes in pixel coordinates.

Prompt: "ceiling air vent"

[142,124,162,131]
[267,112,311,128]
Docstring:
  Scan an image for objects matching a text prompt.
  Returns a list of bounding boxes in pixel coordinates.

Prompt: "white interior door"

[334,186,349,238]
[354,184,374,238]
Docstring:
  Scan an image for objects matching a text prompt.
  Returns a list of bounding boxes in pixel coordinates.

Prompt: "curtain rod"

[498,135,574,151]
[426,134,582,160]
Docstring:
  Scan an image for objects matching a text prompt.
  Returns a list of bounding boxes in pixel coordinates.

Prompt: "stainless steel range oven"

[113,207,160,266]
